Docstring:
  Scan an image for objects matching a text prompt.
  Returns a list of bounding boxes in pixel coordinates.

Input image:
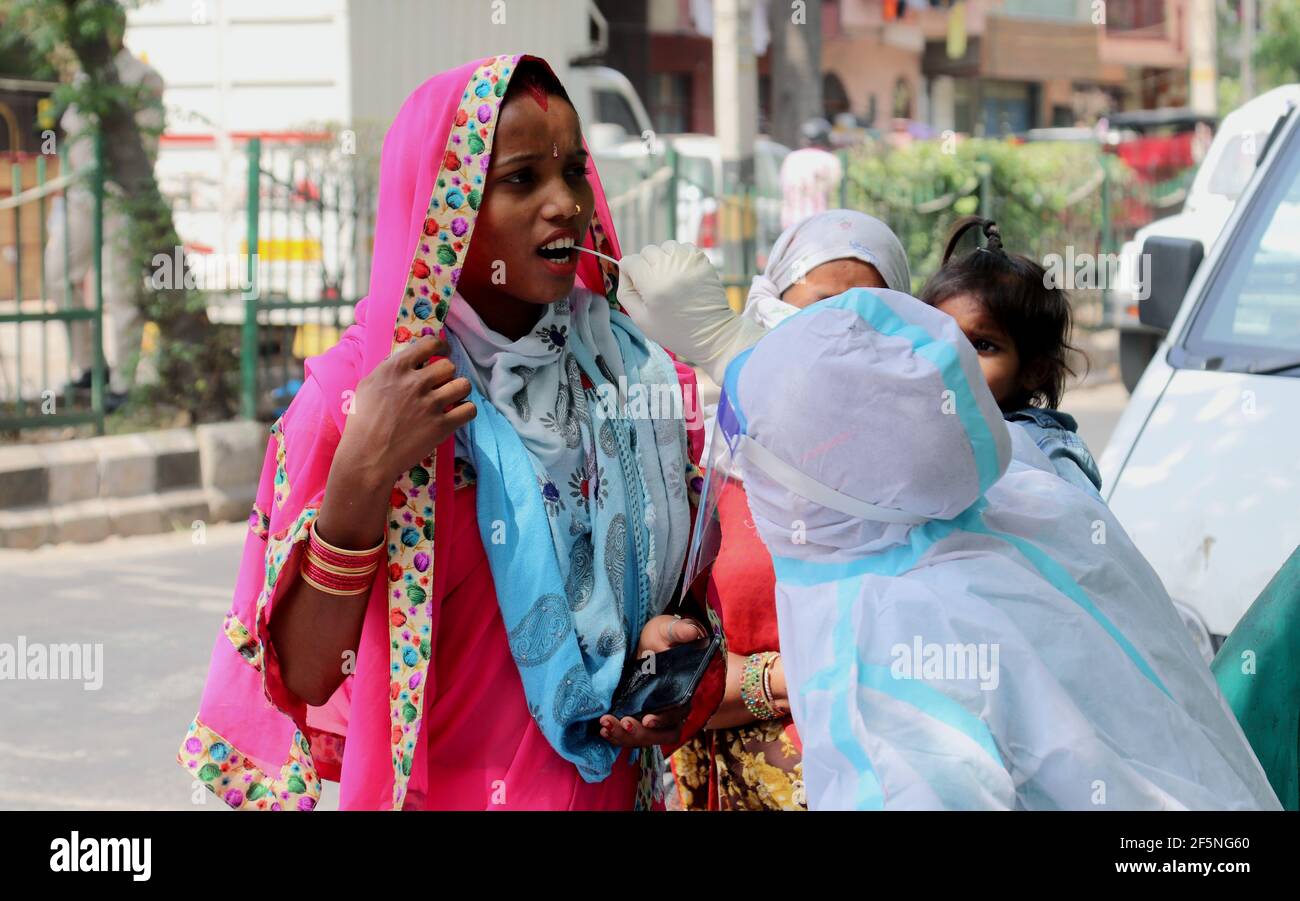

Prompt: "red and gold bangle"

[301,521,383,596]
[308,520,384,569]
[303,548,375,576]
[301,554,376,596]
[741,652,783,721]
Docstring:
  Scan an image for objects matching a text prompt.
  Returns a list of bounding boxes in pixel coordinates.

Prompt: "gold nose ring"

[574,202,581,214]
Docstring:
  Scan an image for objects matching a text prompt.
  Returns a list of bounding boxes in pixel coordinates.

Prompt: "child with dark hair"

[920,216,1102,497]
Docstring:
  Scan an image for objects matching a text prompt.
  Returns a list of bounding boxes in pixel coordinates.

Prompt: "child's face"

[458,89,595,315]
[781,258,886,309]
[933,292,1022,410]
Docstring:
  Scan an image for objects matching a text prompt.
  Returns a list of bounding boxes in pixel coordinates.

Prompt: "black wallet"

[609,631,721,721]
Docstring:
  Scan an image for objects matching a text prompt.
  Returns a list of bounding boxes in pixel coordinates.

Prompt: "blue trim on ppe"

[812,579,885,810]
[860,661,1006,778]
[776,500,1171,702]
[715,387,743,450]
[802,656,1006,777]
[772,504,981,586]
[967,520,1173,699]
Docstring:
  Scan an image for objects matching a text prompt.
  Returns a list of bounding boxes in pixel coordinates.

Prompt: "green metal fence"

[0,135,105,434]
[6,130,1198,435]
[232,135,1196,420]
[239,135,376,420]
[834,143,1198,329]
[594,139,1195,326]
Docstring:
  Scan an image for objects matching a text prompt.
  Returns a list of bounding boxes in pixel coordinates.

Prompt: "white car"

[1109,86,1300,390]
[1101,96,1300,658]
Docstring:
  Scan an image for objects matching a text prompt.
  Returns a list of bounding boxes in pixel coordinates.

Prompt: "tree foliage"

[1257,0,1300,87]
[843,138,1142,292]
[1,0,237,423]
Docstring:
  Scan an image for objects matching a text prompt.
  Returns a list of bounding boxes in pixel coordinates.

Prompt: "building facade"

[635,0,1192,138]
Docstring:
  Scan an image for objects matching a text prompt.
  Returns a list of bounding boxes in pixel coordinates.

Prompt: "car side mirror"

[1139,236,1204,333]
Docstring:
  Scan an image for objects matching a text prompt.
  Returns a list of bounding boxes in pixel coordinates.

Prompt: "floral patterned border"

[248,502,271,541]
[379,53,531,811]
[178,717,320,811]
[270,418,291,509]
[224,611,263,672]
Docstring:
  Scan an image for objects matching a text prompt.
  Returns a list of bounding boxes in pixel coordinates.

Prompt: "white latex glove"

[616,240,768,385]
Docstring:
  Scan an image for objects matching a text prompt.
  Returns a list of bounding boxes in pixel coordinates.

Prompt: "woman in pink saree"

[177,54,714,811]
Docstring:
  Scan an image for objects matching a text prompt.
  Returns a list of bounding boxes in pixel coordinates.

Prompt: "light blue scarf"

[446,288,690,781]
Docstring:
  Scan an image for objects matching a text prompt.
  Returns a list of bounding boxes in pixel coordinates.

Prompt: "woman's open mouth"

[537,236,578,274]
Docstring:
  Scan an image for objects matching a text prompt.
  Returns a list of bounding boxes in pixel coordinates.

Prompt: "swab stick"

[573,244,622,268]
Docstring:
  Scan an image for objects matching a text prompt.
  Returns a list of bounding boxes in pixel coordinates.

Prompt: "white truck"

[1101,92,1300,659]
[1108,86,1300,390]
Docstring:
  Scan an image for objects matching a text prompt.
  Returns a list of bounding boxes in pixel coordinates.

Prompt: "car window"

[594,89,641,139]
[1182,118,1300,368]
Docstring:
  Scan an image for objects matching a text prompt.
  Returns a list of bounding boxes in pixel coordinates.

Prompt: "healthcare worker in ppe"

[707,286,1279,810]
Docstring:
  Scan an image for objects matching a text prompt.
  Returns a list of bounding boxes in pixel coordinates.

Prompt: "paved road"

[1068,378,1130,460]
[0,524,340,811]
[0,377,1131,811]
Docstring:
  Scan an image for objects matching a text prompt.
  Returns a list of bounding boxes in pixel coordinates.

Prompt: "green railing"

[593,139,1194,325]
[0,135,105,434]
[239,135,375,420]
[230,135,1196,418]
[832,143,1198,329]
[5,128,1199,435]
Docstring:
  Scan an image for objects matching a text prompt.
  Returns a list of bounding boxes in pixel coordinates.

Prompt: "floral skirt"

[670,718,806,811]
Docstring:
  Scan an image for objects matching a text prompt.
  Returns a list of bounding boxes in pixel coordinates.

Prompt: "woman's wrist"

[319,443,393,550]
[333,429,393,494]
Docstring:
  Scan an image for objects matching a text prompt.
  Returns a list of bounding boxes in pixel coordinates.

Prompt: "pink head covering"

[177,54,673,811]
[307,55,626,433]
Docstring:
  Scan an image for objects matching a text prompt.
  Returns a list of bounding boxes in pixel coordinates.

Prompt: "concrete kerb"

[0,420,269,549]
[196,420,265,522]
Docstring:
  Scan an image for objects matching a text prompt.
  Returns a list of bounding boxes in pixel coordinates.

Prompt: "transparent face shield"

[680,390,746,604]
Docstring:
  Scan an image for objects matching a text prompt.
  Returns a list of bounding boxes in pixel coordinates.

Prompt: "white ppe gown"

[720,288,1280,810]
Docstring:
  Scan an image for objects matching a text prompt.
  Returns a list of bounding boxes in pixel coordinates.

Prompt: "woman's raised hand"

[335,333,476,489]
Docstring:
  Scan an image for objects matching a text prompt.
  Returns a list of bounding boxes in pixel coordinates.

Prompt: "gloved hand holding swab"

[611,240,766,382]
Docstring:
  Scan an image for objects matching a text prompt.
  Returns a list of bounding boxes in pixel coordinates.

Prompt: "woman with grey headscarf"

[704,210,911,457]
[743,209,912,329]
[614,210,912,810]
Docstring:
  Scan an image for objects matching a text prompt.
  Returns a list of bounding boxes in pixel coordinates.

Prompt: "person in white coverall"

[616,246,1280,810]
